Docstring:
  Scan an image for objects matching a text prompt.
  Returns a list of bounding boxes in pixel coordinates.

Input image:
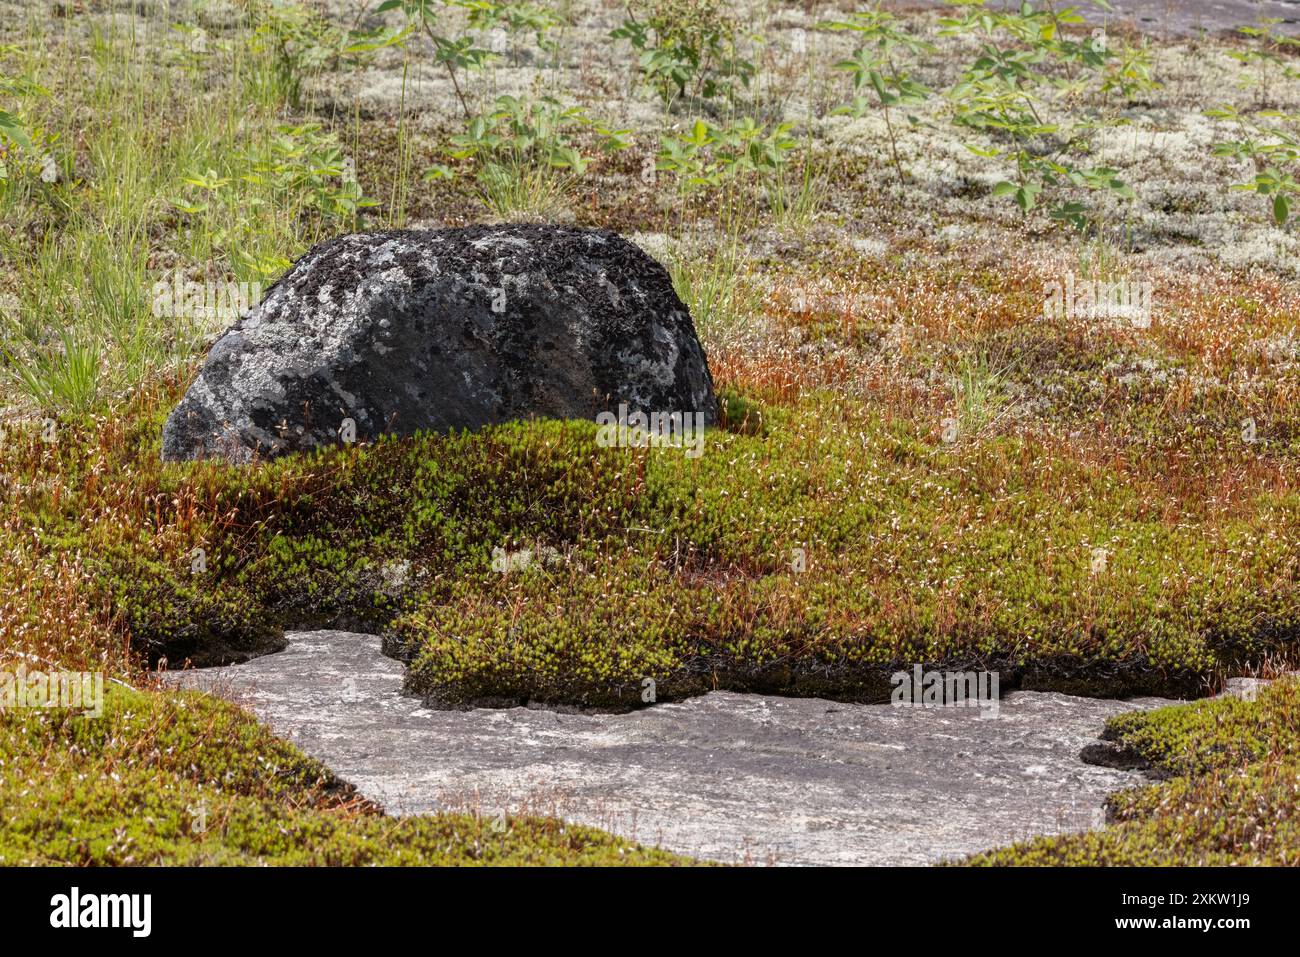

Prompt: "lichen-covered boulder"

[161,224,718,463]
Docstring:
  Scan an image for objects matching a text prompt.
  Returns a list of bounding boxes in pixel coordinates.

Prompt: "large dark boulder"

[161,225,718,463]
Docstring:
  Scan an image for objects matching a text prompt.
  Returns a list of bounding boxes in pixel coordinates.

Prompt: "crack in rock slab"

[164,629,1177,866]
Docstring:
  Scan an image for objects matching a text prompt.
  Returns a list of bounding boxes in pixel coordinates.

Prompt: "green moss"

[717,387,768,436]
[966,677,1300,865]
[6,384,1300,702]
[0,685,691,866]
[967,759,1300,865]
[1103,678,1299,776]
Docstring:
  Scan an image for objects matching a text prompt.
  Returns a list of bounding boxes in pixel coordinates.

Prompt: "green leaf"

[170,199,209,214]
[0,108,33,151]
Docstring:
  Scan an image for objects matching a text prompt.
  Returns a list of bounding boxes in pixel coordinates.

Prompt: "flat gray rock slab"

[165,630,1176,865]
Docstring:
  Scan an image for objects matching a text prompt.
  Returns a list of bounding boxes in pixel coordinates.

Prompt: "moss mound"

[967,677,1300,865]
[5,380,1300,708]
[0,684,689,866]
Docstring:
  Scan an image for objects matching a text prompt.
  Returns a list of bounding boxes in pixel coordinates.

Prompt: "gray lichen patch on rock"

[162,224,718,463]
